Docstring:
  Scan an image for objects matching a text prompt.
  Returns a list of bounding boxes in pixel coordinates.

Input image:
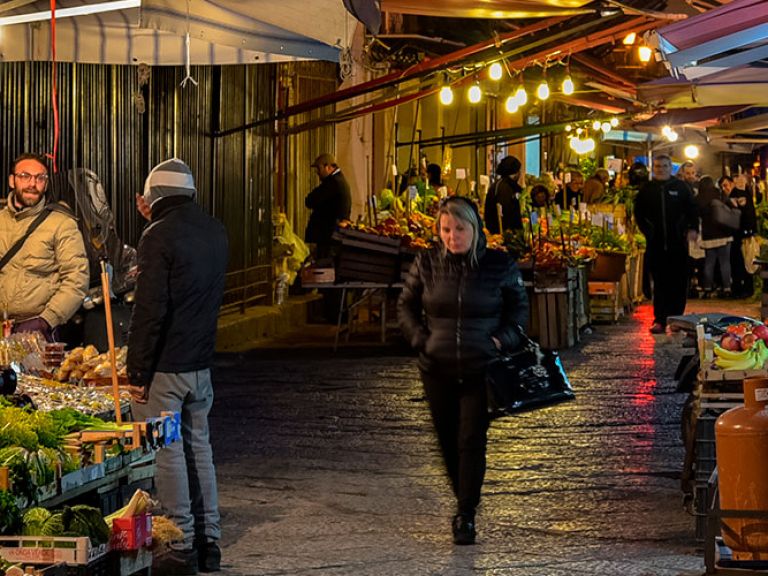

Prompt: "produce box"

[334,229,402,284]
[533,266,577,290]
[111,513,152,551]
[588,251,627,282]
[0,536,107,565]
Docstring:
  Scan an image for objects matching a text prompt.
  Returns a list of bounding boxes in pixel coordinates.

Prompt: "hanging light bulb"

[684,144,700,159]
[592,120,602,131]
[610,117,619,127]
[666,129,679,142]
[505,95,519,114]
[439,85,454,106]
[601,122,611,133]
[536,80,550,100]
[662,125,673,137]
[489,62,503,81]
[576,127,583,135]
[565,124,572,132]
[468,83,482,104]
[514,85,528,106]
[623,32,637,45]
[562,75,575,95]
[638,45,653,63]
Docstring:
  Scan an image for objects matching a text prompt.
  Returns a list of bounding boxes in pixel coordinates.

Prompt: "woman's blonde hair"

[437,197,481,266]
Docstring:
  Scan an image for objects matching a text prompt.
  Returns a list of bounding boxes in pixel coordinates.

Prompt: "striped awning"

[0,0,355,65]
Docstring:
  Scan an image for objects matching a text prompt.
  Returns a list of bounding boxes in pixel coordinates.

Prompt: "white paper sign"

[591,213,604,226]
[391,164,398,176]
[479,175,490,188]
[564,172,572,184]
[470,180,476,192]
[408,186,418,200]
[455,168,467,180]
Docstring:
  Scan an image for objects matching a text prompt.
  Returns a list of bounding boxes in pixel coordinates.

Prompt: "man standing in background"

[305,153,352,260]
[635,155,698,334]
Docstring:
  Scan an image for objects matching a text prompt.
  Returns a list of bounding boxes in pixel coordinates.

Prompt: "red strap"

[48,0,59,173]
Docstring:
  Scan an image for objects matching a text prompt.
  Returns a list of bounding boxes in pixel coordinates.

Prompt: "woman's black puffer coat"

[398,236,529,378]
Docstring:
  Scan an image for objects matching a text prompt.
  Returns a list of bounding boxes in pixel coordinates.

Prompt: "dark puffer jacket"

[127,197,229,388]
[398,236,529,378]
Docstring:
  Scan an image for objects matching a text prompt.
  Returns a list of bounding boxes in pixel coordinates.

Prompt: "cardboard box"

[301,267,335,285]
[111,513,153,551]
[0,536,107,565]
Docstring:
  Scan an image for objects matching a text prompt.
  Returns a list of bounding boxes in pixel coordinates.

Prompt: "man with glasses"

[0,153,88,341]
[635,154,698,334]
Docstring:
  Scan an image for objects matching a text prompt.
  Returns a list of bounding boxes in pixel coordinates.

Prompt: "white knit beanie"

[143,158,196,207]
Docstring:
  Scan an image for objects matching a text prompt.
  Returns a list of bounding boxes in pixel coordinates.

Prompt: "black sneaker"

[198,540,222,572]
[452,514,476,545]
[153,546,198,576]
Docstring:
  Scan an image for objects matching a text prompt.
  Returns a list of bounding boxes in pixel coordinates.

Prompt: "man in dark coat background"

[305,153,352,260]
[484,155,523,235]
[634,154,698,334]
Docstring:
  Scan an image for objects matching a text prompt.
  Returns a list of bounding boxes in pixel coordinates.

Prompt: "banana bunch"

[714,340,768,370]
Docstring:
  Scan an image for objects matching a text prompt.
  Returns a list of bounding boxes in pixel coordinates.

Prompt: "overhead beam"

[214,15,658,137]
[708,112,768,135]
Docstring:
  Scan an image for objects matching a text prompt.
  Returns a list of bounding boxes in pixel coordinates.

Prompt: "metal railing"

[220,264,272,315]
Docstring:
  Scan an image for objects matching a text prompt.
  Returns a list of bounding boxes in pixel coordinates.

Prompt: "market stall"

[0,330,182,574]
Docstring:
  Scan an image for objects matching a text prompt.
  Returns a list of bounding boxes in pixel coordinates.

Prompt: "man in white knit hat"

[127,158,228,575]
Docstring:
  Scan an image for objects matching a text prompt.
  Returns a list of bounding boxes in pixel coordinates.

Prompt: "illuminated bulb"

[439,86,454,106]
[684,144,699,159]
[662,125,672,137]
[562,76,575,95]
[576,127,583,135]
[583,137,595,152]
[592,120,602,131]
[610,117,619,127]
[667,129,679,142]
[601,122,611,133]
[623,32,636,45]
[505,96,519,114]
[489,62,503,81]
[514,86,528,106]
[536,80,550,100]
[468,84,482,104]
[638,45,653,63]
[565,124,572,132]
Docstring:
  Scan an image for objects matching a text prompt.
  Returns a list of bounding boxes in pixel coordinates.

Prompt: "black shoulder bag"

[486,325,575,418]
[0,206,55,273]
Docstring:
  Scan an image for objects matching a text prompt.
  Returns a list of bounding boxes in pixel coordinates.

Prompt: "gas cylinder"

[715,377,768,559]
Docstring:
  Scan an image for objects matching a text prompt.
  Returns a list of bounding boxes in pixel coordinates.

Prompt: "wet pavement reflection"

[209,303,708,575]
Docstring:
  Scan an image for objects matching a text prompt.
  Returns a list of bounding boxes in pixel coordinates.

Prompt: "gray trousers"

[131,370,221,548]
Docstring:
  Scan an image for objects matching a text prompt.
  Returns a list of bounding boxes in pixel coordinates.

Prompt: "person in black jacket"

[305,153,352,260]
[127,158,228,576]
[484,155,523,234]
[696,176,733,296]
[634,155,698,334]
[397,196,528,545]
[724,175,757,297]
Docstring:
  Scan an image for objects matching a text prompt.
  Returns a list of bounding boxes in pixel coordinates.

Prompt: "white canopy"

[0,0,355,65]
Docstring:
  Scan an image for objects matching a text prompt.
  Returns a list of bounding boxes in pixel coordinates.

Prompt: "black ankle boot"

[452,514,476,545]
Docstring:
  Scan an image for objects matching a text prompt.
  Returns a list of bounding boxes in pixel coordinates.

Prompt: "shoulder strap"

[0,206,55,273]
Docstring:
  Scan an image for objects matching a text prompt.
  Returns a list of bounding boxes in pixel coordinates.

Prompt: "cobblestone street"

[206,301,754,575]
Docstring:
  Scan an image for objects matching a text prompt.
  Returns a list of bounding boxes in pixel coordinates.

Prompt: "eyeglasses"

[14,172,49,185]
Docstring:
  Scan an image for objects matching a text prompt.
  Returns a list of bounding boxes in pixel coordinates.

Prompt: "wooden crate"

[334,229,401,284]
[575,266,590,329]
[588,281,623,323]
[527,269,580,350]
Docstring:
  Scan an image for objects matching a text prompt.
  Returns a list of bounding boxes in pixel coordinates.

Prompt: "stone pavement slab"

[207,302,718,575]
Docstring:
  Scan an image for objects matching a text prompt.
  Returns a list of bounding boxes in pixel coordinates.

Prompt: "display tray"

[700,367,768,383]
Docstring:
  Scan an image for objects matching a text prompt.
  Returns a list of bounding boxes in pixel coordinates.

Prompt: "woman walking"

[397,196,528,545]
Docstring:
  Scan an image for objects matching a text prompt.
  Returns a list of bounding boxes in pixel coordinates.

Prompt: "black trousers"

[648,247,689,326]
[421,370,489,516]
